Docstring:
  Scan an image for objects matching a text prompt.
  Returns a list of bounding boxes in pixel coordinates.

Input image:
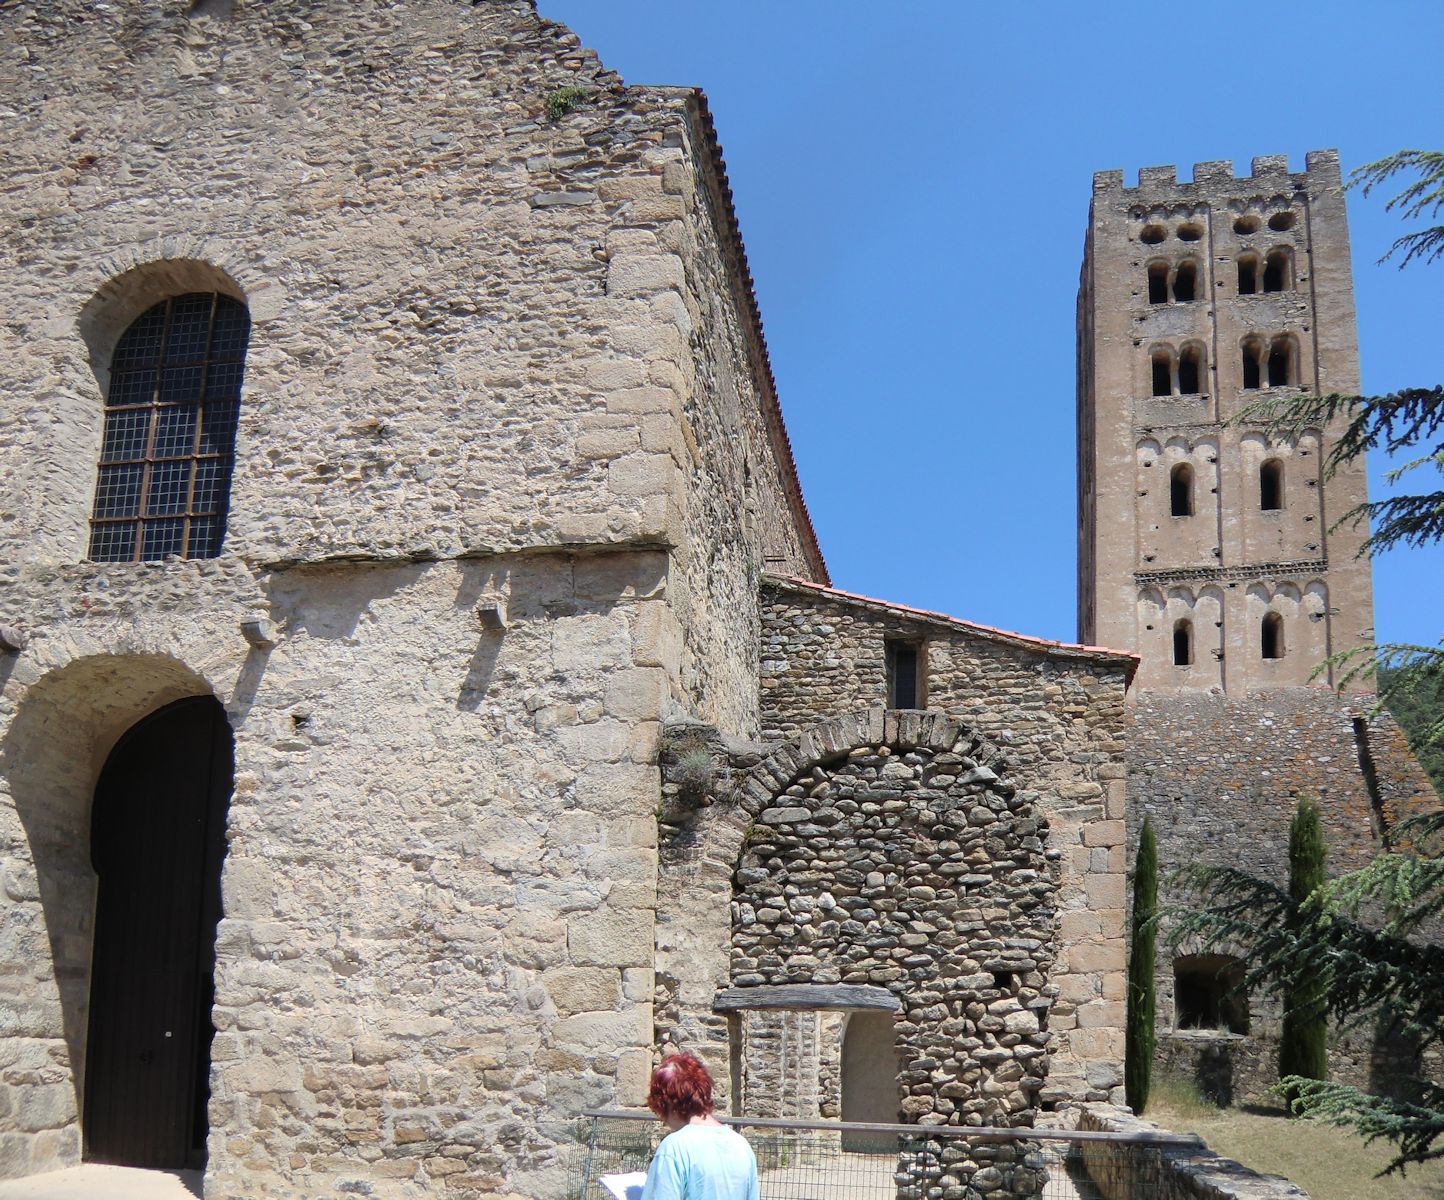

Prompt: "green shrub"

[1126,816,1158,1112]
[544,86,590,121]
[1280,798,1328,1093]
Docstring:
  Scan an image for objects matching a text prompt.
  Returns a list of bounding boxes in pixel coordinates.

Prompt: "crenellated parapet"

[1092,148,1343,195]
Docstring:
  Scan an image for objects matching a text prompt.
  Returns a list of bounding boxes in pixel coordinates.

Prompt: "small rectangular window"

[885,640,924,709]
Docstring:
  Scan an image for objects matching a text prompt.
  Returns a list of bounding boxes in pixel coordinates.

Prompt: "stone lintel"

[712,984,900,1013]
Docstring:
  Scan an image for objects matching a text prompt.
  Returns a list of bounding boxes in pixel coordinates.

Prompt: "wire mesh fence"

[572,1111,1190,1200]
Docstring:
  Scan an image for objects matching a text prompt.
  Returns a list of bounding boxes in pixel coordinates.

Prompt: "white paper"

[598,1170,646,1200]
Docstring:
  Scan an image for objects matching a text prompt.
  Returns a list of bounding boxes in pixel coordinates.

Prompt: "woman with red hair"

[641,1053,758,1200]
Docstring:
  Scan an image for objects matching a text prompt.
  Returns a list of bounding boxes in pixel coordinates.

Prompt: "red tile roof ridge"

[764,574,1140,671]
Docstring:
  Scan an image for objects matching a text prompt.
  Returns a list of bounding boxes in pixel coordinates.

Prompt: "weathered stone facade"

[0,3,1135,1198]
[650,580,1134,1172]
[0,1,827,1194]
[757,580,1135,1108]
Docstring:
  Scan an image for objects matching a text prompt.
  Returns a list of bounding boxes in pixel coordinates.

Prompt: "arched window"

[1170,463,1194,516]
[1237,253,1259,295]
[1147,261,1170,304]
[1178,344,1203,394]
[1267,335,1294,387]
[1262,612,1284,659]
[1260,458,1283,510]
[1172,260,1197,303]
[1241,338,1264,390]
[1151,348,1174,397]
[1263,247,1292,292]
[1173,619,1193,666]
[89,293,249,562]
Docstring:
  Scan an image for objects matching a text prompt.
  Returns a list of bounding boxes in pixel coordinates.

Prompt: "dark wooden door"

[86,695,233,1169]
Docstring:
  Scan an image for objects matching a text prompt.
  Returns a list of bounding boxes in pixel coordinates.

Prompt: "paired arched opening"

[1147,260,1198,304]
[1237,247,1292,295]
[1242,335,1297,389]
[1151,343,1207,397]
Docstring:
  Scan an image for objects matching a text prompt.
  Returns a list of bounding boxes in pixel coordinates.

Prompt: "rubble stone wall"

[732,737,1056,1128]
[751,581,1134,1104]
[1129,689,1441,1099]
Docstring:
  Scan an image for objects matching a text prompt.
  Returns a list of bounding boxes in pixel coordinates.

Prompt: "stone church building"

[0,2,1433,1199]
[0,3,1132,1196]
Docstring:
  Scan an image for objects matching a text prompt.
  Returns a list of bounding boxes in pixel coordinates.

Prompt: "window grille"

[89,293,249,562]
[885,640,923,709]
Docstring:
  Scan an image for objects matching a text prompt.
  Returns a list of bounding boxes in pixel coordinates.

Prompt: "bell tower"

[1077,150,1374,693]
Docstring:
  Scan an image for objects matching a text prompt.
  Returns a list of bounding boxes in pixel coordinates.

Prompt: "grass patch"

[1149,1090,1444,1200]
[1145,1073,1219,1121]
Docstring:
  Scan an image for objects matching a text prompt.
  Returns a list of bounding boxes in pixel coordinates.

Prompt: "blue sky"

[540,1,1443,652]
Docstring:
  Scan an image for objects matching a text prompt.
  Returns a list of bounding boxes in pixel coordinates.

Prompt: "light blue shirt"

[641,1122,759,1200]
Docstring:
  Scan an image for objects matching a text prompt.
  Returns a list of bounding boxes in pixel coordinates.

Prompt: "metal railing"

[574,1110,1197,1200]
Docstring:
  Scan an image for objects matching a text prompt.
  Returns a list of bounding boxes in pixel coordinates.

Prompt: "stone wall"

[658,711,1058,1197]
[753,578,1135,1105]
[662,99,821,741]
[1129,689,1442,1099]
[733,736,1055,1129]
[0,552,674,1196]
[1076,1105,1309,1200]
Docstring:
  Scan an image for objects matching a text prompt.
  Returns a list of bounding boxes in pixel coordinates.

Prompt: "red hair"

[646,1053,715,1120]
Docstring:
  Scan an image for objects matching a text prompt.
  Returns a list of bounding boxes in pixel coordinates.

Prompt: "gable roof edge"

[764,574,1139,682]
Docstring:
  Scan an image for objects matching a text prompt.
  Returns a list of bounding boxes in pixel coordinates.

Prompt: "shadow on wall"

[1369,1014,1425,1104]
[0,653,220,1144]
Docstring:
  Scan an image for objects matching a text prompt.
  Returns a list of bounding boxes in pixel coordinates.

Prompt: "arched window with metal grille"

[88,293,249,563]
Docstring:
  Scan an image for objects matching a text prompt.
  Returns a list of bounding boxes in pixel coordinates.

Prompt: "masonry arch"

[727,710,1053,1131]
[1,652,232,1171]
[78,259,253,399]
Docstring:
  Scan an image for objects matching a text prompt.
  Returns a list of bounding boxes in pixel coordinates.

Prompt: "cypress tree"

[1125,817,1158,1113]
[1280,797,1328,1093]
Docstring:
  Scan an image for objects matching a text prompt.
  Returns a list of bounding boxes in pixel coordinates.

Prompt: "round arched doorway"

[85,695,233,1169]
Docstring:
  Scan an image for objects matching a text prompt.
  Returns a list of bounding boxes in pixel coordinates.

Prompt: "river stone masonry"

[733,739,1056,1124]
